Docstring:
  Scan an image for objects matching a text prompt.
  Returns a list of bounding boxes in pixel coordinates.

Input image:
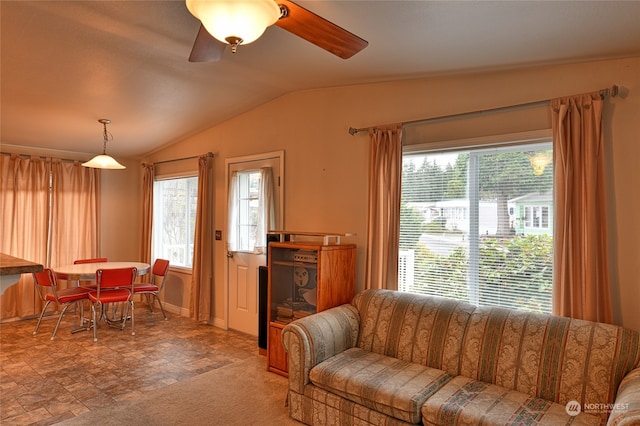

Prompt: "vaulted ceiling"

[2,1,640,158]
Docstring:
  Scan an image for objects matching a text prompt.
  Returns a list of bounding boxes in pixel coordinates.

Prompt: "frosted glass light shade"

[186,0,280,45]
[82,154,126,170]
[528,152,552,176]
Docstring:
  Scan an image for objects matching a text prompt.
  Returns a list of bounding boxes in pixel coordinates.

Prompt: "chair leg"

[92,303,99,342]
[130,300,135,336]
[71,300,92,334]
[33,301,52,335]
[51,303,74,340]
[145,294,154,313]
[79,300,86,326]
[152,294,168,320]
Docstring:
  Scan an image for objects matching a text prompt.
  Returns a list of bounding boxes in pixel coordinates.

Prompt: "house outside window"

[399,140,553,313]
[152,176,198,268]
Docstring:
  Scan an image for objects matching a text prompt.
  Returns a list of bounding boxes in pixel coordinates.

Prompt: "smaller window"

[236,171,261,251]
[152,176,198,268]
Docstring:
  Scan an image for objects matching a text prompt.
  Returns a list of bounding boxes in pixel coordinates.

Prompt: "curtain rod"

[146,152,214,166]
[0,151,84,164]
[348,85,619,136]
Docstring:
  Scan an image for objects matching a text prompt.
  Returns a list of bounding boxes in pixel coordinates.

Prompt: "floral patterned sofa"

[282,289,640,425]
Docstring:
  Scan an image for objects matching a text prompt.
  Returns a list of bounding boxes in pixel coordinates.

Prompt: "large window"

[152,176,198,268]
[399,140,553,313]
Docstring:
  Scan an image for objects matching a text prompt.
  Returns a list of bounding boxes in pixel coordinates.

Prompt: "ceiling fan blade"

[189,24,226,62]
[274,1,368,59]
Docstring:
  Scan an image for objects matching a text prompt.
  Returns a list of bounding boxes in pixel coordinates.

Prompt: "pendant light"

[82,119,126,170]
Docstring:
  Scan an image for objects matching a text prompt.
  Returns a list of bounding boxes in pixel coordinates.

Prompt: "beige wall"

[99,157,141,262]
[111,56,640,332]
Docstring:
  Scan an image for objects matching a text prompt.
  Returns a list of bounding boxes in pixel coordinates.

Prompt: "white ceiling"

[2,0,640,159]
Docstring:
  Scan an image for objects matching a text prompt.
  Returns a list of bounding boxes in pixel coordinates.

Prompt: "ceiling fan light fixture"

[82,119,126,170]
[186,0,281,49]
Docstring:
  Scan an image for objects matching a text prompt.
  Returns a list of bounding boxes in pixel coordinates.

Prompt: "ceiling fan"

[186,0,368,62]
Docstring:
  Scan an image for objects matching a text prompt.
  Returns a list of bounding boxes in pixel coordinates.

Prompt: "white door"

[226,152,283,335]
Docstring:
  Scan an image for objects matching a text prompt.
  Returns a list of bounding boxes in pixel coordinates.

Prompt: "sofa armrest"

[608,367,640,425]
[282,304,360,394]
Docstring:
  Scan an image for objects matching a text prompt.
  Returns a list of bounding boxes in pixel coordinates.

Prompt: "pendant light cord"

[101,120,113,154]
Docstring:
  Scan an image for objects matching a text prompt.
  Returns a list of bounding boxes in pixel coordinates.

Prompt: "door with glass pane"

[226,152,283,335]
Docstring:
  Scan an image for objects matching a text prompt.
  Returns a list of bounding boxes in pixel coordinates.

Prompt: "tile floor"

[0,304,260,426]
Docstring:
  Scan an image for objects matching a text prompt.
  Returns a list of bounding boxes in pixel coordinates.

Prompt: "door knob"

[227,252,234,258]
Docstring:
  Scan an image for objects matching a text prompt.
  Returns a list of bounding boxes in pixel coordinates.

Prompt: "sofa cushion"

[607,367,640,425]
[459,306,640,423]
[352,289,476,376]
[309,347,453,424]
[421,376,601,426]
[291,386,417,426]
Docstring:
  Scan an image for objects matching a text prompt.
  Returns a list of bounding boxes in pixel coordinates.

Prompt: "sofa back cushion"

[352,289,476,376]
[460,306,640,419]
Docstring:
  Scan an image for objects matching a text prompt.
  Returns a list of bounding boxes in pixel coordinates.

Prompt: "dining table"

[52,261,151,332]
[53,261,151,282]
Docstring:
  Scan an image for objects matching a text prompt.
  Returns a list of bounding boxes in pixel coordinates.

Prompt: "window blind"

[399,141,553,313]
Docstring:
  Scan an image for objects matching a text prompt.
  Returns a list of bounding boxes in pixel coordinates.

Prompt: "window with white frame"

[231,170,262,252]
[227,166,276,254]
[152,176,198,268]
[399,139,553,313]
[524,205,550,229]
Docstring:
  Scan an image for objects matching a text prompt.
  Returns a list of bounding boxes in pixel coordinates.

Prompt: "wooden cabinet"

[267,241,356,376]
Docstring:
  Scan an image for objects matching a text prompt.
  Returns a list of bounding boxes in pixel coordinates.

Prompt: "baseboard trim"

[163,301,189,317]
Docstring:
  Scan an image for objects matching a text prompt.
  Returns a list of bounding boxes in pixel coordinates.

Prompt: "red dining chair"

[133,259,170,320]
[32,268,91,340]
[73,258,108,290]
[74,257,108,264]
[88,267,137,342]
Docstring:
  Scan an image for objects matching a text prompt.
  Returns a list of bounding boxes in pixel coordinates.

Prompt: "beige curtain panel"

[0,155,49,318]
[140,164,155,276]
[0,155,99,319]
[49,159,100,269]
[190,154,214,323]
[552,91,613,324]
[365,125,403,290]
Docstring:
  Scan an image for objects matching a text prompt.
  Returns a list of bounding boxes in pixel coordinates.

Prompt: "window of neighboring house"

[152,176,198,268]
[399,139,553,313]
[523,205,550,229]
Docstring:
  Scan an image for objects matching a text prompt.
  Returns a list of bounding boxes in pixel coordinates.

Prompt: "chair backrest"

[96,267,137,292]
[33,268,59,300]
[74,257,108,264]
[152,259,170,289]
[152,259,170,277]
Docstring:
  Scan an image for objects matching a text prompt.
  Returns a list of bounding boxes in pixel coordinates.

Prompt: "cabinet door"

[269,247,296,324]
[269,246,318,324]
[267,324,288,376]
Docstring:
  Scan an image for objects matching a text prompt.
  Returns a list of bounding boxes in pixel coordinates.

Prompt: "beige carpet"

[58,355,301,425]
